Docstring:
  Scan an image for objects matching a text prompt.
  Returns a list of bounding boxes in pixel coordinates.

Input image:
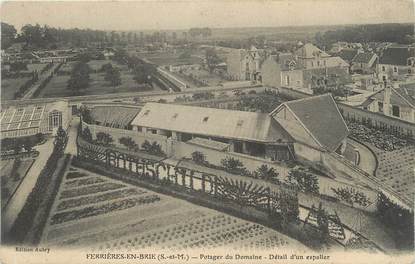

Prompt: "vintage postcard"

[0,0,414,263]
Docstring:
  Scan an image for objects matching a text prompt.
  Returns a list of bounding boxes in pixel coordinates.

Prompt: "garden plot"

[40,166,307,251]
[373,145,415,202]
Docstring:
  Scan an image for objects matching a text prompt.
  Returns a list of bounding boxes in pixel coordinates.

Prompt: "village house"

[361,83,415,123]
[261,43,351,94]
[377,45,415,82]
[226,46,266,82]
[350,52,378,74]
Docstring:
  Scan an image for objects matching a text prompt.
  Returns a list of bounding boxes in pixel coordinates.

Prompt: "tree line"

[315,23,414,48]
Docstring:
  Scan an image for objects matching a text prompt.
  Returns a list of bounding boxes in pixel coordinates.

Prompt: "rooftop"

[272,94,349,152]
[379,46,415,66]
[131,103,293,143]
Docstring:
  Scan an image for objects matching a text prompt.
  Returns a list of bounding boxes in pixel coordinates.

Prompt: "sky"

[1,0,414,31]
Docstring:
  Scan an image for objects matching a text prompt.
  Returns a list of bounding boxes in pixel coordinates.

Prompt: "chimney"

[383,84,392,116]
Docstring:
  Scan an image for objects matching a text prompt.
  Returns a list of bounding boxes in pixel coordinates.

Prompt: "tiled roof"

[370,88,415,108]
[295,43,330,59]
[90,106,140,128]
[131,103,293,143]
[379,46,415,66]
[352,52,377,64]
[336,49,358,62]
[281,94,349,152]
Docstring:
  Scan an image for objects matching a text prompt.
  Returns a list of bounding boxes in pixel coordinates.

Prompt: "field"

[1,77,31,101]
[40,166,307,250]
[177,67,224,87]
[36,60,163,98]
[26,63,47,72]
[1,158,35,209]
[140,52,203,66]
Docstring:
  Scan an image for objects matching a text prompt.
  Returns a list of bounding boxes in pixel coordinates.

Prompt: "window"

[285,75,290,86]
[392,105,400,117]
[143,110,150,115]
[382,66,386,72]
[311,61,314,67]
[203,117,209,122]
[378,102,384,112]
[317,61,320,67]
[49,111,62,130]
[237,120,243,126]
[172,113,178,118]
[393,67,398,73]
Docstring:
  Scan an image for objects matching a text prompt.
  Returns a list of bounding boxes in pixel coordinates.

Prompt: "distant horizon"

[1,0,413,32]
[1,21,413,34]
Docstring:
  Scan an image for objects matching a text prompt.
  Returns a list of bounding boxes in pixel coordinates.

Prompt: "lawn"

[1,77,32,101]
[26,63,47,73]
[36,70,162,98]
[40,166,308,251]
[140,52,203,66]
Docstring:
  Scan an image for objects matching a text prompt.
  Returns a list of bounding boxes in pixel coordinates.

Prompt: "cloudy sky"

[1,0,414,31]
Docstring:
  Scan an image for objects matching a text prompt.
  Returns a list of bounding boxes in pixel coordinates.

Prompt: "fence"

[76,139,299,219]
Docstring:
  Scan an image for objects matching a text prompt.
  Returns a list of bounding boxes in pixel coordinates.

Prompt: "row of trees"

[315,23,414,48]
[2,22,109,50]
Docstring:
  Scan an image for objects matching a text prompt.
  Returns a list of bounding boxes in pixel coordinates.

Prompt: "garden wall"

[338,103,415,139]
[172,140,379,212]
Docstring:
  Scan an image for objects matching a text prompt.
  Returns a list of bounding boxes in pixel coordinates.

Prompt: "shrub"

[82,127,93,142]
[191,151,206,164]
[220,157,250,176]
[141,140,165,156]
[119,137,137,151]
[254,164,279,184]
[331,187,370,207]
[286,168,319,194]
[96,132,113,146]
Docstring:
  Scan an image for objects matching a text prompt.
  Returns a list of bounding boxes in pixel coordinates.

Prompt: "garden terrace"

[347,120,408,151]
[372,145,415,202]
[40,165,307,251]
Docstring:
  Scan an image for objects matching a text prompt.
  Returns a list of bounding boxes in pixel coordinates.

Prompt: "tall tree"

[67,61,91,95]
[1,22,17,49]
[205,48,221,73]
[105,67,122,87]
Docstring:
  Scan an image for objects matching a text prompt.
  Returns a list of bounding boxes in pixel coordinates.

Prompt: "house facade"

[261,44,351,94]
[377,45,415,82]
[226,46,265,82]
[362,83,415,123]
